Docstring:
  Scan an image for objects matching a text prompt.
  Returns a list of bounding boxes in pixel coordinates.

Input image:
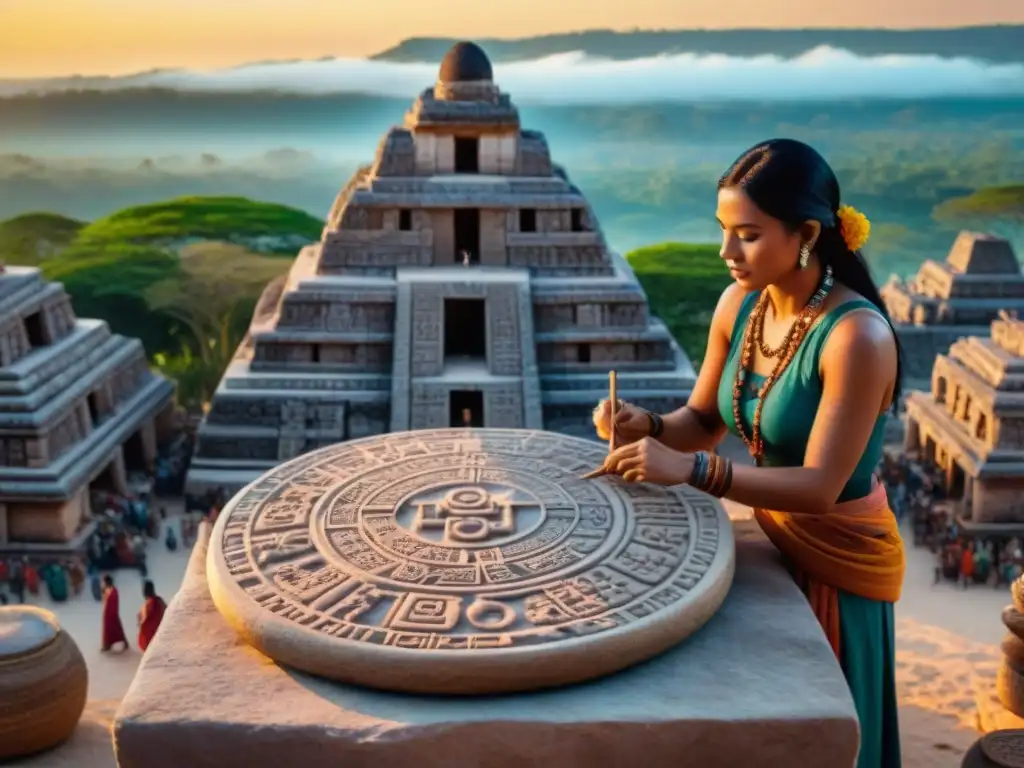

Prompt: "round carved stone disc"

[207,429,736,694]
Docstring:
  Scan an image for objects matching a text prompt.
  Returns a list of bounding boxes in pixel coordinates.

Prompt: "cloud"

[4,47,1024,103]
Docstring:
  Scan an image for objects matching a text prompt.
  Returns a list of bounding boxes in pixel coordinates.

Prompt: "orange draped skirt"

[753,482,905,658]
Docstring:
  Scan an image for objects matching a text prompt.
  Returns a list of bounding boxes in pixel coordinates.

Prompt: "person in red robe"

[101,574,129,652]
[23,559,40,595]
[137,580,166,652]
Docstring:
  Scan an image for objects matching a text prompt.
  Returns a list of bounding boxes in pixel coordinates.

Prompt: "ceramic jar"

[0,605,88,761]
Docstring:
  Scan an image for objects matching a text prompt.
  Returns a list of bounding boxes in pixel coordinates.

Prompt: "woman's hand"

[592,399,652,444]
[599,437,695,486]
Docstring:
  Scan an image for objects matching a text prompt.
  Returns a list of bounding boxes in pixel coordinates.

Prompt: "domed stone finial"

[438,41,493,83]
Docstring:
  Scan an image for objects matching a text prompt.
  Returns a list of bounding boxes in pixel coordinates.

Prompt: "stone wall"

[507,245,611,275]
[995,416,1024,452]
[319,226,433,273]
[196,399,390,463]
[405,282,523,378]
[206,396,350,432]
[0,293,79,366]
[195,436,280,461]
[407,88,519,130]
[431,210,455,264]
[536,340,675,369]
[974,478,1024,524]
[533,298,648,332]
[390,273,542,431]
[480,210,507,266]
[410,131,519,175]
[0,315,31,367]
[0,350,150,469]
[251,340,393,372]
[479,135,517,174]
[895,325,986,386]
[409,382,524,429]
[276,299,396,332]
[516,130,552,176]
[505,208,597,234]
[5,487,88,543]
[372,128,416,177]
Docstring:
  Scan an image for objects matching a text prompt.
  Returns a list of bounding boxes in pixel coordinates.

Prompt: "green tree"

[144,242,288,409]
[42,244,181,353]
[933,185,1024,251]
[626,242,727,364]
[0,212,84,265]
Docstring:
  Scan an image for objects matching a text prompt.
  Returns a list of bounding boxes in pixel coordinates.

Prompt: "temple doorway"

[947,461,966,501]
[444,299,486,360]
[87,392,102,426]
[90,460,118,493]
[450,390,484,427]
[924,436,937,464]
[454,137,479,173]
[123,429,148,473]
[454,209,480,263]
[24,311,47,348]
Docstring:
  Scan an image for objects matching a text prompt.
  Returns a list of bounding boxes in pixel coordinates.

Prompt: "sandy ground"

[6,487,1017,768]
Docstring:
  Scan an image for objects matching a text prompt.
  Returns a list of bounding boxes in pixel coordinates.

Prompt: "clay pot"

[997,659,1024,720]
[961,729,1024,767]
[1004,606,1024,640]
[0,605,88,761]
[1003,633,1024,671]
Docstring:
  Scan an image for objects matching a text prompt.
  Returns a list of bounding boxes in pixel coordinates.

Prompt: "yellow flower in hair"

[837,204,871,252]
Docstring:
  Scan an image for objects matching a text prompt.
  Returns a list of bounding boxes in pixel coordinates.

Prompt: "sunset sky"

[3,0,1023,78]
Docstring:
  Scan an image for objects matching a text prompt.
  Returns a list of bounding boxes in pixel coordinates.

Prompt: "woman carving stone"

[592,138,904,768]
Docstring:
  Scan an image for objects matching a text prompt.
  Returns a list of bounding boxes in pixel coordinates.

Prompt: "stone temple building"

[881,231,1024,389]
[0,267,175,553]
[186,42,695,495]
[904,310,1024,531]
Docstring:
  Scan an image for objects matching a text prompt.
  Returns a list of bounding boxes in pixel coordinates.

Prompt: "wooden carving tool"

[582,370,617,479]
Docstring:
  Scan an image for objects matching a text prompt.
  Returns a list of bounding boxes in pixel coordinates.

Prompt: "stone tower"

[0,267,175,553]
[186,42,695,496]
[881,231,1023,389]
[904,310,1024,528]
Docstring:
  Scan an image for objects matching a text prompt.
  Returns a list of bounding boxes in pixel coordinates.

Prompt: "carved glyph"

[207,428,735,694]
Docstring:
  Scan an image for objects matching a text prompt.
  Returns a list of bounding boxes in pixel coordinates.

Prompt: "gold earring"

[799,244,811,269]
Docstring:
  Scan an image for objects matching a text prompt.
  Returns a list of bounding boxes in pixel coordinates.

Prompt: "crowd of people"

[880,451,1024,588]
[0,484,174,604]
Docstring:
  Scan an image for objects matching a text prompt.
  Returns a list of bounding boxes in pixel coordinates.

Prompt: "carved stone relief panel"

[410,286,444,377]
[479,210,507,267]
[484,388,523,428]
[196,436,280,461]
[340,206,371,230]
[486,285,522,377]
[409,384,449,430]
[47,409,83,462]
[431,210,454,265]
[507,245,609,274]
[205,429,734,694]
[346,402,390,440]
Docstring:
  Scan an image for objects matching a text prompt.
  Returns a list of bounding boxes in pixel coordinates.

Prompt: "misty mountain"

[372,27,1024,65]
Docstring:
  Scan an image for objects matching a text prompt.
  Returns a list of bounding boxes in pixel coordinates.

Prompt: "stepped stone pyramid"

[186,42,695,496]
[905,310,1024,529]
[0,266,175,552]
[881,231,1024,389]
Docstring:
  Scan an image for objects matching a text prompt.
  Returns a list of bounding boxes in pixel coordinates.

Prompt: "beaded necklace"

[731,265,835,465]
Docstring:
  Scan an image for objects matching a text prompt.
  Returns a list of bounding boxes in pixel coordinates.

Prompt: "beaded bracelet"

[646,410,664,438]
[689,451,734,498]
[689,451,711,489]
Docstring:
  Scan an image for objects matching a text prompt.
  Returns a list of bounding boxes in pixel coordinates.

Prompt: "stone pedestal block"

[114,523,859,768]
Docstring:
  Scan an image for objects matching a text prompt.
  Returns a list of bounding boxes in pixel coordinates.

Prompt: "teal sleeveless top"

[716,292,888,503]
